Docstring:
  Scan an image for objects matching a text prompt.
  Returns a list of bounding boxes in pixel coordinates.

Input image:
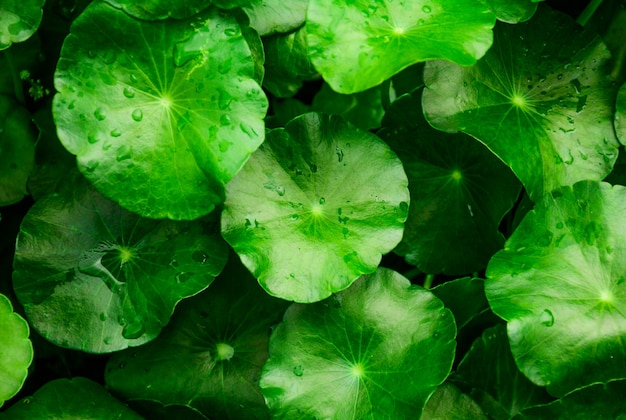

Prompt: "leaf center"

[215,342,235,361]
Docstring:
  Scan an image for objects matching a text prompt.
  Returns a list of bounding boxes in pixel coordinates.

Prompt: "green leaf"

[313,82,385,131]
[305,0,495,93]
[13,172,228,353]
[262,27,317,98]
[0,0,45,50]
[483,0,538,23]
[422,383,488,420]
[615,82,626,144]
[455,325,553,418]
[242,0,308,36]
[52,1,267,220]
[423,5,620,201]
[0,293,33,408]
[105,0,211,20]
[124,400,210,420]
[514,380,626,419]
[0,377,143,419]
[0,95,37,206]
[221,112,409,302]
[259,268,456,418]
[378,89,521,275]
[432,277,490,330]
[105,257,288,419]
[485,181,626,396]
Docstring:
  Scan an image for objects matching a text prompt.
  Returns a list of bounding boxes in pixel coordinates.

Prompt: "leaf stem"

[423,274,435,289]
[3,48,26,105]
[577,0,604,26]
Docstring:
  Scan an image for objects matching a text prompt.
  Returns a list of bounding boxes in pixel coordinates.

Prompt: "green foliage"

[2,0,626,417]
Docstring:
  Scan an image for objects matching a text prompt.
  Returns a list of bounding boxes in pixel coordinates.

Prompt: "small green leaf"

[313,82,385,131]
[305,0,495,93]
[379,89,521,275]
[13,172,228,353]
[423,6,619,201]
[53,1,267,220]
[0,293,33,408]
[514,380,626,419]
[483,0,538,23]
[221,112,409,302]
[0,0,45,50]
[104,0,211,20]
[105,257,288,419]
[260,268,456,418]
[422,383,488,420]
[486,181,626,396]
[0,377,143,419]
[455,325,553,418]
[0,95,36,206]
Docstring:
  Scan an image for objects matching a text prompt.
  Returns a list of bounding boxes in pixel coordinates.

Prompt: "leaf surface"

[221,112,409,302]
[423,6,619,201]
[0,0,44,50]
[486,181,626,396]
[422,383,488,420]
[483,0,537,23]
[260,268,456,418]
[105,0,211,20]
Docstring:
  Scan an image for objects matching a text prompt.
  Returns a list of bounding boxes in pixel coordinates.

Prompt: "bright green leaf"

[0,0,45,50]
[105,257,288,419]
[0,377,143,419]
[0,95,37,206]
[260,268,456,418]
[13,172,228,353]
[0,293,33,408]
[221,112,409,302]
[455,325,553,418]
[483,0,538,23]
[242,0,307,36]
[305,0,495,93]
[423,5,619,201]
[379,89,521,275]
[422,383,488,420]
[52,1,267,220]
[486,181,626,396]
[514,380,626,419]
[313,82,385,131]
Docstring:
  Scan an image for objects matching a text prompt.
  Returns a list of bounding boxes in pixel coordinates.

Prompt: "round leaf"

[105,258,288,419]
[423,5,620,201]
[0,293,33,408]
[0,0,44,50]
[104,0,211,20]
[484,0,538,23]
[485,181,626,396]
[242,0,307,36]
[0,377,143,419]
[221,112,409,302]
[13,173,228,353]
[305,0,496,93]
[52,1,268,220]
[260,268,457,418]
[378,89,521,275]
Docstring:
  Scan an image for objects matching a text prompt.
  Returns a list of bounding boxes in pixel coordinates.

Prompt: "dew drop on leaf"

[122,321,145,339]
[87,134,99,144]
[293,365,304,376]
[220,114,232,126]
[129,74,138,83]
[116,145,132,162]
[191,250,208,264]
[131,109,143,122]
[123,87,135,98]
[224,28,237,37]
[540,309,555,327]
[85,159,99,172]
[94,108,106,121]
[110,129,122,137]
[99,312,107,321]
[422,5,432,13]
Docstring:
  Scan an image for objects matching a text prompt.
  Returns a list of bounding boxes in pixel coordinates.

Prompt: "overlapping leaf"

[105,0,211,20]
[221,112,409,302]
[313,82,385,131]
[423,5,620,201]
[260,268,456,418]
[13,173,228,353]
[483,0,537,23]
[486,181,626,396]
[0,0,45,50]
[306,0,495,93]
[53,1,267,220]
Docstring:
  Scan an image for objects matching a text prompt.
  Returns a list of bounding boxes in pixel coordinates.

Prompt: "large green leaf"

[305,0,495,93]
[378,89,521,275]
[105,256,288,419]
[0,378,142,419]
[514,380,626,419]
[13,172,228,353]
[260,268,456,418]
[0,0,45,50]
[105,0,211,20]
[52,1,267,220]
[0,293,33,408]
[485,181,626,396]
[455,325,553,418]
[221,112,409,302]
[423,5,620,201]
[0,95,37,206]
[422,383,488,420]
[242,0,307,36]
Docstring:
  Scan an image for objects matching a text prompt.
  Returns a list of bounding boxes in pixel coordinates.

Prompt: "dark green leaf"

[260,268,456,418]
[313,82,384,131]
[0,0,45,50]
[483,0,538,23]
[221,112,409,302]
[105,0,211,20]
[432,277,489,330]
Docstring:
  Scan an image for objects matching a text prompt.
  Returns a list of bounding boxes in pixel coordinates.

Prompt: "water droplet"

[218,89,232,110]
[557,74,564,80]
[85,160,99,172]
[129,74,138,83]
[540,309,554,327]
[310,164,318,173]
[118,361,127,369]
[116,145,132,162]
[335,147,344,162]
[176,272,194,283]
[132,109,143,122]
[110,129,122,137]
[123,87,135,98]
[122,321,145,339]
[224,28,238,36]
[276,185,285,196]
[576,95,587,113]
[422,5,431,13]
[99,312,107,321]
[319,197,326,205]
[102,141,112,151]
[290,214,299,221]
[293,365,304,376]
[88,134,99,144]
[94,108,106,121]
[218,58,233,74]
[191,250,208,264]
[556,222,564,229]
[220,114,232,126]
[103,337,113,344]
[68,100,76,110]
